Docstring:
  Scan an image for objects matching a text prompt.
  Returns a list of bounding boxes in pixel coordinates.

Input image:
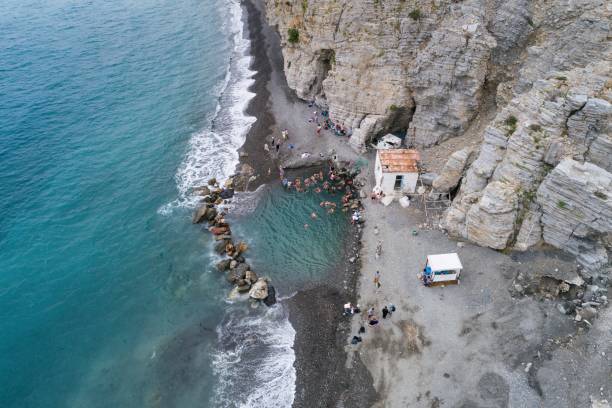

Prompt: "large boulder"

[236,282,251,293]
[235,242,248,256]
[210,226,229,236]
[432,148,475,192]
[234,263,250,278]
[226,270,240,284]
[263,285,277,307]
[464,181,518,249]
[216,259,232,272]
[420,173,438,186]
[249,278,269,300]
[214,239,231,254]
[193,186,211,196]
[205,207,217,221]
[245,270,258,284]
[192,205,212,224]
[219,189,234,199]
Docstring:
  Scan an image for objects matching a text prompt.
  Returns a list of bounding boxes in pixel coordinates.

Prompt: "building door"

[394,175,403,190]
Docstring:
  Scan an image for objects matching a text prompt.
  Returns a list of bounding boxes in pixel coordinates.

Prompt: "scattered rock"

[193,186,211,196]
[214,240,229,254]
[245,270,258,284]
[207,178,217,186]
[192,206,210,224]
[558,282,570,293]
[249,278,269,300]
[216,259,232,271]
[236,242,249,255]
[205,207,217,221]
[235,263,250,277]
[236,283,251,293]
[226,270,240,284]
[211,226,229,235]
[263,285,277,306]
[557,301,576,315]
[229,260,238,269]
[220,189,234,199]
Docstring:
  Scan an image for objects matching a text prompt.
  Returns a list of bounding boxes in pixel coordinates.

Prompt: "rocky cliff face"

[265,0,611,271]
[443,62,611,272]
[264,0,609,148]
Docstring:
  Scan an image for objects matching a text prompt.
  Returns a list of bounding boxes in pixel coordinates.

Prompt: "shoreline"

[236,0,378,406]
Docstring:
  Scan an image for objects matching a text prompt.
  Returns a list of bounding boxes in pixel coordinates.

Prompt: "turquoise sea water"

[0,1,348,406]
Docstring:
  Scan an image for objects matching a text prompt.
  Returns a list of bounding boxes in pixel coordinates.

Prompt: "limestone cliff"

[443,62,611,272]
[265,0,611,271]
[265,0,609,148]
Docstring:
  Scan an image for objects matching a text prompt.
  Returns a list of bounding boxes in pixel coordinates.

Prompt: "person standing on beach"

[374,270,381,289]
[316,124,322,136]
[382,306,389,319]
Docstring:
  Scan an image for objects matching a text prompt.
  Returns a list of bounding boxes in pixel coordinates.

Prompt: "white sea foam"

[212,305,296,408]
[165,1,297,406]
[159,0,256,215]
[222,183,267,216]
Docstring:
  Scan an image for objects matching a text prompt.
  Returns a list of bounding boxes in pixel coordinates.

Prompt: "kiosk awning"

[427,253,462,272]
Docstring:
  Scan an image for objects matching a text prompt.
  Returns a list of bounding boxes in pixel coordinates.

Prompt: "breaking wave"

[212,305,296,407]
[159,0,256,215]
[161,1,297,406]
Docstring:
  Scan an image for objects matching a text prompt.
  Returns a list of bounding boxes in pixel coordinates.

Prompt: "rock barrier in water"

[192,176,276,306]
[193,163,365,307]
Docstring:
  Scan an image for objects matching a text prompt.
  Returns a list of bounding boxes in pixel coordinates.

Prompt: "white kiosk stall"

[422,253,462,286]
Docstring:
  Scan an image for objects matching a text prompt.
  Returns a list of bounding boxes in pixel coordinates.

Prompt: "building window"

[394,175,403,190]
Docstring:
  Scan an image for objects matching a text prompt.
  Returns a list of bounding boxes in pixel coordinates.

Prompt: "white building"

[376,134,403,150]
[374,149,420,198]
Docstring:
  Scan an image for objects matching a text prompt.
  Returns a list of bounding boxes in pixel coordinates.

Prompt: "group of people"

[306,101,349,138]
[347,247,395,346]
[349,303,397,345]
[264,129,290,155]
[281,169,327,193]
[281,165,360,203]
[279,164,363,231]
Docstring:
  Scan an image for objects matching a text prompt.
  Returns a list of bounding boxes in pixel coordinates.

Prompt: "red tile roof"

[378,149,420,173]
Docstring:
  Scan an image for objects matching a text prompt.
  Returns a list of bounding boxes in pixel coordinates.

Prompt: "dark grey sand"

[238,1,377,406]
